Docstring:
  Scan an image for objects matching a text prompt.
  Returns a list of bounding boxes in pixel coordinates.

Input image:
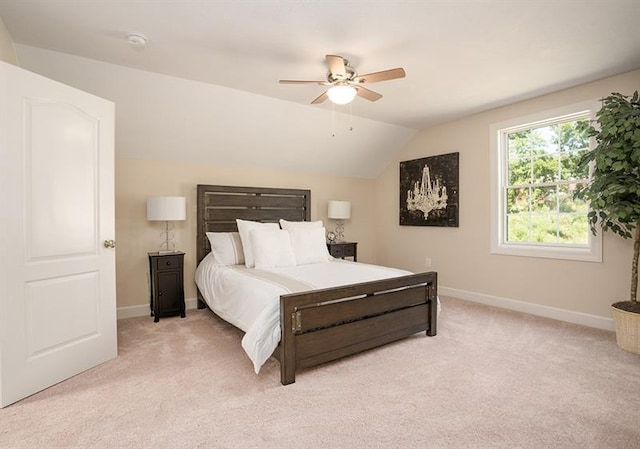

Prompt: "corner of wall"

[0,15,19,66]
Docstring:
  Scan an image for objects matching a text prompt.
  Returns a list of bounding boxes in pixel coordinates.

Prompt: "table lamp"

[328,200,351,242]
[147,196,186,253]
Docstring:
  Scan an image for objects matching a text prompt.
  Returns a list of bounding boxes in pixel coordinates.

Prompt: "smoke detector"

[127,32,147,47]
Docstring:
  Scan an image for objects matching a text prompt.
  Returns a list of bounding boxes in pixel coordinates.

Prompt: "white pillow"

[250,229,297,269]
[279,219,324,230]
[236,219,280,268]
[288,226,332,265]
[206,232,244,265]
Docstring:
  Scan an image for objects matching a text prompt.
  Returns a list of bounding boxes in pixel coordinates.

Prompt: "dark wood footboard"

[279,271,437,385]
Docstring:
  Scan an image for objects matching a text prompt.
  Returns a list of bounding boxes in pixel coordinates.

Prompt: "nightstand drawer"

[342,245,355,257]
[154,255,182,271]
[331,245,345,257]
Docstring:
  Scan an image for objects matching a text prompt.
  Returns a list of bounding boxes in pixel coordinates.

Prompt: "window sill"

[491,242,602,262]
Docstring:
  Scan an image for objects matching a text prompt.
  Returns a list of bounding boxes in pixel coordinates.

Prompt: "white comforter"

[195,254,432,374]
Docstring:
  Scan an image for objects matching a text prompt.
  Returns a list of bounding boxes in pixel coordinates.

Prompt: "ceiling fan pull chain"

[332,102,336,137]
[349,103,354,132]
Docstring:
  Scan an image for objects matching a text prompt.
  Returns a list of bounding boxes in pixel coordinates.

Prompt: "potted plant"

[577,90,640,354]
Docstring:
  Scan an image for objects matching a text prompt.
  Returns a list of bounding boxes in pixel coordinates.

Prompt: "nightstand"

[148,252,185,322]
[327,242,357,262]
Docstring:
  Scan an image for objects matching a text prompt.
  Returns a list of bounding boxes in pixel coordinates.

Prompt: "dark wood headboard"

[196,184,311,264]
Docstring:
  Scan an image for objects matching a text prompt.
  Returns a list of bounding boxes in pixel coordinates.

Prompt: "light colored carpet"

[1,297,638,449]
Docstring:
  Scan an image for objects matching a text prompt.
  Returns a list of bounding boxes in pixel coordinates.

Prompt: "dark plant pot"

[611,301,640,355]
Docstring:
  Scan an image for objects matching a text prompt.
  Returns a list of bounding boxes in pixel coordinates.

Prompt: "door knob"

[103,240,116,248]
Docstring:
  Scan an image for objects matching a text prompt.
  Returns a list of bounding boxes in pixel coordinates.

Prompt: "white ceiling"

[2,0,639,130]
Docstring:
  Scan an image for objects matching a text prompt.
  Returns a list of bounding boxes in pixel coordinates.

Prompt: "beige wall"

[375,69,640,320]
[116,157,376,309]
[0,15,18,65]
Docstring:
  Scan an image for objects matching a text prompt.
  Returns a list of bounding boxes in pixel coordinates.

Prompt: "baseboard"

[119,290,615,332]
[117,297,199,320]
[439,286,615,332]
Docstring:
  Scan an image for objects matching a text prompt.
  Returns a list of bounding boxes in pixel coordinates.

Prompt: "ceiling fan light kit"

[279,54,406,105]
[327,85,357,105]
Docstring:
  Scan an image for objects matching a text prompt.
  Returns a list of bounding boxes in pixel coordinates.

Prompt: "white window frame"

[490,100,602,262]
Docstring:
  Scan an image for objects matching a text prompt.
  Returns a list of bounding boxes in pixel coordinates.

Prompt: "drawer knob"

[166,261,172,266]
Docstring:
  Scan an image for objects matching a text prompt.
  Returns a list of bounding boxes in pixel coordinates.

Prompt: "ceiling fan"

[279,55,406,105]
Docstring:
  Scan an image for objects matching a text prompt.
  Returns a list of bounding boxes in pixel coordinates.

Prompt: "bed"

[195,184,438,385]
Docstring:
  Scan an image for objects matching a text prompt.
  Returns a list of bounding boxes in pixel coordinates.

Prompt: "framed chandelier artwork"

[400,152,459,227]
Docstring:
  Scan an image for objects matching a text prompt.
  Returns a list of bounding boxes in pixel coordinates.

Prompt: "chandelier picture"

[400,152,459,227]
[406,165,448,219]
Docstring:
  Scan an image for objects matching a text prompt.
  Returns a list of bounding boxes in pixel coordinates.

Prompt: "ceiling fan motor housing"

[328,63,357,83]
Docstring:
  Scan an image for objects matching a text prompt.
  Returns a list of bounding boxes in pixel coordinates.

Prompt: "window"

[490,101,602,262]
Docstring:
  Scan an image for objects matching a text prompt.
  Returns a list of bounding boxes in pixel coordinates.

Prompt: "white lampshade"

[328,200,351,220]
[147,196,186,221]
[327,85,357,105]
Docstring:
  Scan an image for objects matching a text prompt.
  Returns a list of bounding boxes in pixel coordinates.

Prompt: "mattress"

[195,253,436,374]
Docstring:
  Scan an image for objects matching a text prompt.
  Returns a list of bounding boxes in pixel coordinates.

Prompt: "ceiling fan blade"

[354,67,406,83]
[279,79,327,85]
[355,86,383,102]
[311,91,328,104]
[326,54,347,79]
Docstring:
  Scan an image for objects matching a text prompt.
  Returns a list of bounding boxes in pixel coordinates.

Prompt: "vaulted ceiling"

[1,1,639,177]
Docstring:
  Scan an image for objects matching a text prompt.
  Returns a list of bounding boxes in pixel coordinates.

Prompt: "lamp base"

[158,249,180,254]
[333,220,345,242]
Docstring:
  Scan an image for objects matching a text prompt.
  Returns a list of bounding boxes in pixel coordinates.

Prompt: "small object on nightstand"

[327,242,357,262]
[148,251,185,322]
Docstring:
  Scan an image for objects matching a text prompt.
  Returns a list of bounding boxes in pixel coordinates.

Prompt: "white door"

[0,61,116,407]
